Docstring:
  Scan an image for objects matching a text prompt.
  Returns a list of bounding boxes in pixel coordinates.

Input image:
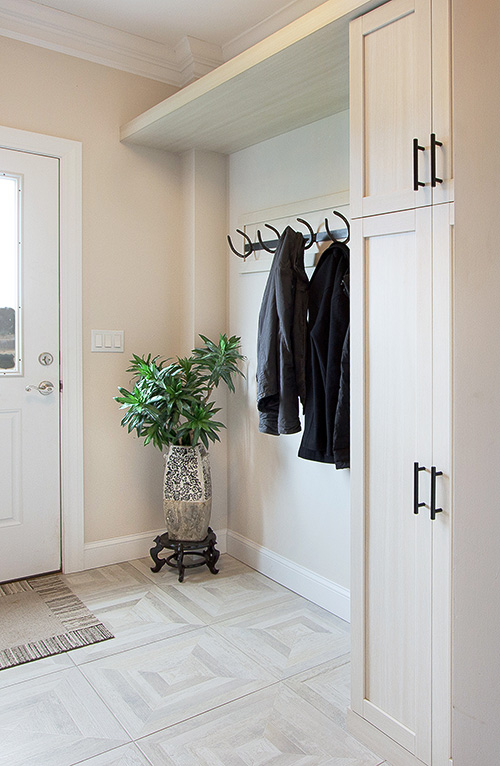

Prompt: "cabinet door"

[350,208,433,763]
[350,0,432,217]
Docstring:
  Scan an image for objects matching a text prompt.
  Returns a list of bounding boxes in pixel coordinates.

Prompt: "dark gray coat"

[256,227,308,435]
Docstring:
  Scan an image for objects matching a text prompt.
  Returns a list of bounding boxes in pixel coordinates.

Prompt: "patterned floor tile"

[2,556,386,765]
[69,585,204,665]
[73,743,152,766]
[130,553,254,586]
[136,557,300,625]
[80,627,276,739]
[0,652,75,689]
[62,563,153,602]
[285,656,351,729]
[137,683,385,765]
[211,599,350,679]
[0,667,130,766]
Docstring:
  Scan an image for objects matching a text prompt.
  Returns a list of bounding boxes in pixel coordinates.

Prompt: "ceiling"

[0,0,334,86]
[28,0,327,49]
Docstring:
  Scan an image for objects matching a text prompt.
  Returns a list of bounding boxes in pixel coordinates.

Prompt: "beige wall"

[0,37,184,543]
[453,0,500,761]
[180,149,230,535]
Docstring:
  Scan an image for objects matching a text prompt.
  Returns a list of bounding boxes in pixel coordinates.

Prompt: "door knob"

[25,380,55,396]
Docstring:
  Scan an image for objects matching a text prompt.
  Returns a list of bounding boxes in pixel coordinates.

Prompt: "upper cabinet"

[350,0,453,218]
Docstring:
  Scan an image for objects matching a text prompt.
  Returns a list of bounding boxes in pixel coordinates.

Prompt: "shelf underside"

[120,0,385,155]
[120,19,348,154]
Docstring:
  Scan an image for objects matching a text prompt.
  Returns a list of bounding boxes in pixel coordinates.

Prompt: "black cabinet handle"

[414,462,426,514]
[430,466,443,520]
[413,138,425,191]
[431,133,443,187]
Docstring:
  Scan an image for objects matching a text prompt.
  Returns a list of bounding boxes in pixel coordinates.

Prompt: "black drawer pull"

[431,133,443,187]
[414,462,426,514]
[413,138,425,191]
[430,466,443,520]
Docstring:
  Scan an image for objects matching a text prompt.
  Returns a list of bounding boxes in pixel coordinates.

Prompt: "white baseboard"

[226,530,350,622]
[83,527,227,571]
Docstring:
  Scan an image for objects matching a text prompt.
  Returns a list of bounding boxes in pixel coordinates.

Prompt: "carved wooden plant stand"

[149,528,220,583]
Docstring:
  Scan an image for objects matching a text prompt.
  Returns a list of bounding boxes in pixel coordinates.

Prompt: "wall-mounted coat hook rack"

[227,210,350,258]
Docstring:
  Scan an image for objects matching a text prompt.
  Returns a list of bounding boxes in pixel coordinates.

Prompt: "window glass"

[0,174,20,373]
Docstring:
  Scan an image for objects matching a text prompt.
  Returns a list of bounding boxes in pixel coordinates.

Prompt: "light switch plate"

[91,330,124,352]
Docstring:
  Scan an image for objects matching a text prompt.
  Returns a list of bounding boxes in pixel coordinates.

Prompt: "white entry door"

[0,147,61,582]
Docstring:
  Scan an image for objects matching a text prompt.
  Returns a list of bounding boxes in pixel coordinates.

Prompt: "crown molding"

[222,0,324,60]
[0,0,223,86]
[174,36,225,86]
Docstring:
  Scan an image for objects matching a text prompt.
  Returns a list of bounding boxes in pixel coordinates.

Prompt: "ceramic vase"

[163,444,212,541]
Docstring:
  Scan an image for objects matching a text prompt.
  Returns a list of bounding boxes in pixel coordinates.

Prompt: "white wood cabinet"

[349,204,453,765]
[350,0,453,219]
[349,1,453,764]
[350,208,433,761]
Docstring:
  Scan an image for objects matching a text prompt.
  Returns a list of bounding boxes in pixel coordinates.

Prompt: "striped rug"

[0,573,113,669]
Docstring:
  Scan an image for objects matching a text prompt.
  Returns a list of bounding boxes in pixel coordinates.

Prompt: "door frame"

[0,125,84,574]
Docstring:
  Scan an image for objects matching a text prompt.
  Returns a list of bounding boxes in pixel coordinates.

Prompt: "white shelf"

[120,0,385,155]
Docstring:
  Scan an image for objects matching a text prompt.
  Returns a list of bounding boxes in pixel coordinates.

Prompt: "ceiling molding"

[0,0,223,86]
[222,0,325,60]
[174,36,224,86]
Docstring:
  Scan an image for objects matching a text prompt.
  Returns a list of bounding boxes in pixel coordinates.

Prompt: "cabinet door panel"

[350,208,433,763]
[350,0,432,217]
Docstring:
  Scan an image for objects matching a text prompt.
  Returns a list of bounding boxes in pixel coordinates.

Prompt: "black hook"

[324,210,350,245]
[296,218,315,249]
[227,229,253,259]
[256,224,281,253]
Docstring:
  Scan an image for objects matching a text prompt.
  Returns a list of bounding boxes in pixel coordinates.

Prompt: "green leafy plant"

[115,334,245,450]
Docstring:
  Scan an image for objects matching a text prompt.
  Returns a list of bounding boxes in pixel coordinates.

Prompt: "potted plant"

[115,334,245,541]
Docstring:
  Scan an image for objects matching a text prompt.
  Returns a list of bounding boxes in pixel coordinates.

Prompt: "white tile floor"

[0,555,387,766]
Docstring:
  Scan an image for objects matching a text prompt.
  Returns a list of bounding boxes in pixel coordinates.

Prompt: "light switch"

[91,330,124,352]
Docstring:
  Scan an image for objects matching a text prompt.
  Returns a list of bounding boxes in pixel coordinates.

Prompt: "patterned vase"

[163,444,212,541]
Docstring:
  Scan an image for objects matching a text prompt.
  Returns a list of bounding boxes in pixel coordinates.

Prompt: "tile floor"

[0,555,387,766]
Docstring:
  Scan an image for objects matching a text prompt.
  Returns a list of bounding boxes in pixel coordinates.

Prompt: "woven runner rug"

[0,573,113,670]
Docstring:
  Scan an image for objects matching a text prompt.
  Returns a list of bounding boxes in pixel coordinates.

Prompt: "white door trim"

[0,126,84,574]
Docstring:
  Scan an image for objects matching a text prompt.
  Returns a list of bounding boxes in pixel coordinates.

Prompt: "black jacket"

[256,227,308,435]
[298,242,350,468]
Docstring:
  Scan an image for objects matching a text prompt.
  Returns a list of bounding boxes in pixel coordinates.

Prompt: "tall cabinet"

[349,1,453,765]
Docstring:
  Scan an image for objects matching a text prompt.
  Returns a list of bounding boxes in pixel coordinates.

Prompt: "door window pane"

[0,174,20,373]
